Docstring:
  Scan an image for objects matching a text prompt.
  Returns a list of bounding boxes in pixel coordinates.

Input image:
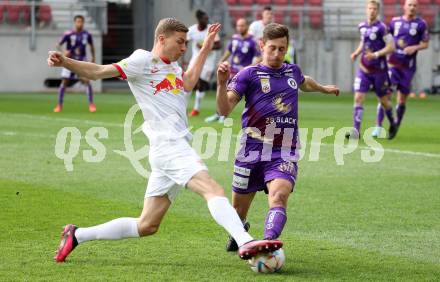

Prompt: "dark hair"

[263,6,272,11]
[263,23,289,43]
[196,9,207,20]
[73,15,84,21]
[155,18,189,41]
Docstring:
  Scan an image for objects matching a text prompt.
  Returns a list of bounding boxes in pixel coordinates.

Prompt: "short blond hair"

[154,18,188,41]
[367,0,380,8]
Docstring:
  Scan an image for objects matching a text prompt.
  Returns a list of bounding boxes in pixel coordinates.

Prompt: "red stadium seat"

[292,0,305,4]
[309,0,322,5]
[255,0,272,5]
[289,11,300,27]
[273,11,285,24]
[383,0,398,4]
[434,0,440,4]
[20,2,30,23]
[238,0,254,5]
[383,6,398,24]
[273,0,289,5]
[0,3,5,23]
[309,10,322,28]
[6,3,20,23]
[226,0,237,5]
[229,9,249,23]
[418,0,432,4]
[420,6,436,27]
[38,4,52,24]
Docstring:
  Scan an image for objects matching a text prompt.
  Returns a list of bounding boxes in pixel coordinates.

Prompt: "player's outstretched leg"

[186,171,282,260]
[54,79,68,112]
[54,195,170,262]
[226,191,255,252]
[264,179,291,240]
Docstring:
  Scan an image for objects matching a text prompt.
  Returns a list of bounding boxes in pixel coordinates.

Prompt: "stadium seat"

[309,10,322,28]
[291,0,305,4]
[0,3,5,23]
[434,0,440,4]
[19,2,30,23]
[308,0,322,5]
[418,0,432,4]
[273,0,289,5]
[6,3,20,23]
[273,11,285,24]
[226,0,237,5]
[229,10,249,22]
[383,0,398,4]
[383,6,398,24]
[38,4,52,25]
[255,0,272,5]
[289,11,300,27]
[420,6,436,27]
[238,0,254,5]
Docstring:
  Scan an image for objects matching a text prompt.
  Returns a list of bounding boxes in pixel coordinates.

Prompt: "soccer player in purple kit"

[346,0,397,140]
[205,18,261,123]
[373,0,429,137]
[54,15,96,113]
[216,23,340,251]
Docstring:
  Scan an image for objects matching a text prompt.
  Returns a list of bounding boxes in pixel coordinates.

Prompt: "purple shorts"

[389,67,415,95]
[354,70,390,97]
[232,143,298,194]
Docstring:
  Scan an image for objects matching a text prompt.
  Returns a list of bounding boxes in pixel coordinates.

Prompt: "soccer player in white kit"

[249,6,273,43]
[187,10,221,117]
[48,18,282,263]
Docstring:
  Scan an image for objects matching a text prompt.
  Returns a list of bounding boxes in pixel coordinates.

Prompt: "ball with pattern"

[248,248,285,273]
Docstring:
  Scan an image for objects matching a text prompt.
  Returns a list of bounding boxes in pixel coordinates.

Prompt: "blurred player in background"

[249,6,273,43]
[205,18,261,123]
[347,0,396,140]
[187,10,221,117]
[54,15,96,113]
[49,18,282,263]
[216,23,339,252]
[373,0,429,137]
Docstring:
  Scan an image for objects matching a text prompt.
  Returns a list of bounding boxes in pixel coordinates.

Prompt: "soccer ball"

[248,248,285,273]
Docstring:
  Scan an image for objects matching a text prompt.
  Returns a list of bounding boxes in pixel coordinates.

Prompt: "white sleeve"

[248,22,256,36]
[113,49,147,81]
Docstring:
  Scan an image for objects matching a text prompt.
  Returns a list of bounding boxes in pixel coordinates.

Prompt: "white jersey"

[114,49,191,146]
[248,20,265,41]
[187,24,219,70]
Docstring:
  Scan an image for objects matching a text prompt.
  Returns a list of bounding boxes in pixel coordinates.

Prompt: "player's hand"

[364,51,376,61]
[202,23,221,51]
[217,61,230,85]
[47,51,65,67]
[350,52,358,61]
[321,85,340,96]
[64,50,71,58]
[403,45,418,55]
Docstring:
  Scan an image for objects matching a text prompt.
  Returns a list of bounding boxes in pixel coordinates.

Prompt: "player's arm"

[183,23,221,91]
[350,40,363,61]
[404,40,429,55]
[47,51,119,80]
[216,62,241,116]
[299,75,339,96]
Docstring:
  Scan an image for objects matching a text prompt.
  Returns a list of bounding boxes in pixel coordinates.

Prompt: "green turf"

[1,92,439,281]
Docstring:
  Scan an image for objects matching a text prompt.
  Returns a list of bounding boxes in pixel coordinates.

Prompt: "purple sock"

[264,207,287,240]
[86,83,94,104]
[376,104,385,127]
[353,105,364,132]
[58,85,66,105]
[384,107,395,125]
[396,104,406,126]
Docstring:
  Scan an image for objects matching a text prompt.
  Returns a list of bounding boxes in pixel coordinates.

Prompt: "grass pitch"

[1,91,439,281]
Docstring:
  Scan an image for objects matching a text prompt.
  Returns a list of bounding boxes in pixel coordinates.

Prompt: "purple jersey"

[388,16,429,71]
[228,63,305,150]
[358,20,389,73]
[59,30,93,61]
[227,34,260,77]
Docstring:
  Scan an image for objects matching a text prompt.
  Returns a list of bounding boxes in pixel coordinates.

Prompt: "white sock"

[207,196,253,247]
[194,90,205,110]
[75,217,139,244]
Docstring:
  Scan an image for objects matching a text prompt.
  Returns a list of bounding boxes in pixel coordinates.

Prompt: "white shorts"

[199,65,214,82]
[61,68,77,79]
[145,139,208,202]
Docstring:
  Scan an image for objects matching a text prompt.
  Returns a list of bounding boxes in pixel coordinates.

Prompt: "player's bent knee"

[138,223,159,237]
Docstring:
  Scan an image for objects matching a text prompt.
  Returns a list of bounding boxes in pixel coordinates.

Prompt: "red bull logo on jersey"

[153,73,184,95]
